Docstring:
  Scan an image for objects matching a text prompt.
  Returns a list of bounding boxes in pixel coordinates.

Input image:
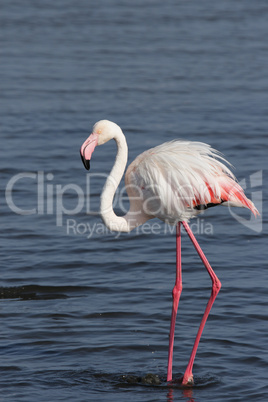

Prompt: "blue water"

[1,1,267,401]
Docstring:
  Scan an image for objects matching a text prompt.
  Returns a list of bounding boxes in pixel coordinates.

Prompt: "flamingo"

[80,120,259,385]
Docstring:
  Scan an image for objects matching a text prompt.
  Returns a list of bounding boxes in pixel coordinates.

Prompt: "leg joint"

[212,278,221,295]
[172,284,183,299]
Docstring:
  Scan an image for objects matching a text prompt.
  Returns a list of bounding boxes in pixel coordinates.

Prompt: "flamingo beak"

[80,152,90,170]
[80,132,99,171]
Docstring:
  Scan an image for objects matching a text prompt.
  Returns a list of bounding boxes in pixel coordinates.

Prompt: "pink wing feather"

[217,179,259,216]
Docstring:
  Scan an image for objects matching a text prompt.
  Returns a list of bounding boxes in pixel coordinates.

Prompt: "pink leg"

[167,222,183,382]
[181,221,221,385]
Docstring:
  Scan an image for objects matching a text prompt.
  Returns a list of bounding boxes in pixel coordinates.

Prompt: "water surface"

[1,1,267,401]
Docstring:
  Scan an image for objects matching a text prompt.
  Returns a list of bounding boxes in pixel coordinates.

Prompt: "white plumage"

[125,139,256,224]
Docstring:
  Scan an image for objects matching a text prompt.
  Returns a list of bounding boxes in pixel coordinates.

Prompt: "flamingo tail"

[193,179,260,217]
[219,180,259,217]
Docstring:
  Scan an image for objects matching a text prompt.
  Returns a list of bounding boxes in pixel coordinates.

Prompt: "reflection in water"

[167,387,196,402]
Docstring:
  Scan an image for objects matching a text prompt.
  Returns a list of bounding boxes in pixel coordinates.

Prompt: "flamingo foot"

[181,373,194,386]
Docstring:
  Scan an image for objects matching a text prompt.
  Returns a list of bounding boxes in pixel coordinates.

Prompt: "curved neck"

[100,130,132,232]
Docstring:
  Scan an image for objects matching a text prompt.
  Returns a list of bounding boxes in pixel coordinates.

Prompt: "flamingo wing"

[125,140,258,223]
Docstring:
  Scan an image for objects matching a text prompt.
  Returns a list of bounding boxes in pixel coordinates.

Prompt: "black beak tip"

[80,152,90,170]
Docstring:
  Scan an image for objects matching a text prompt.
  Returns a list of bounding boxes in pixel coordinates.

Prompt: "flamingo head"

[80,120,121,170]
